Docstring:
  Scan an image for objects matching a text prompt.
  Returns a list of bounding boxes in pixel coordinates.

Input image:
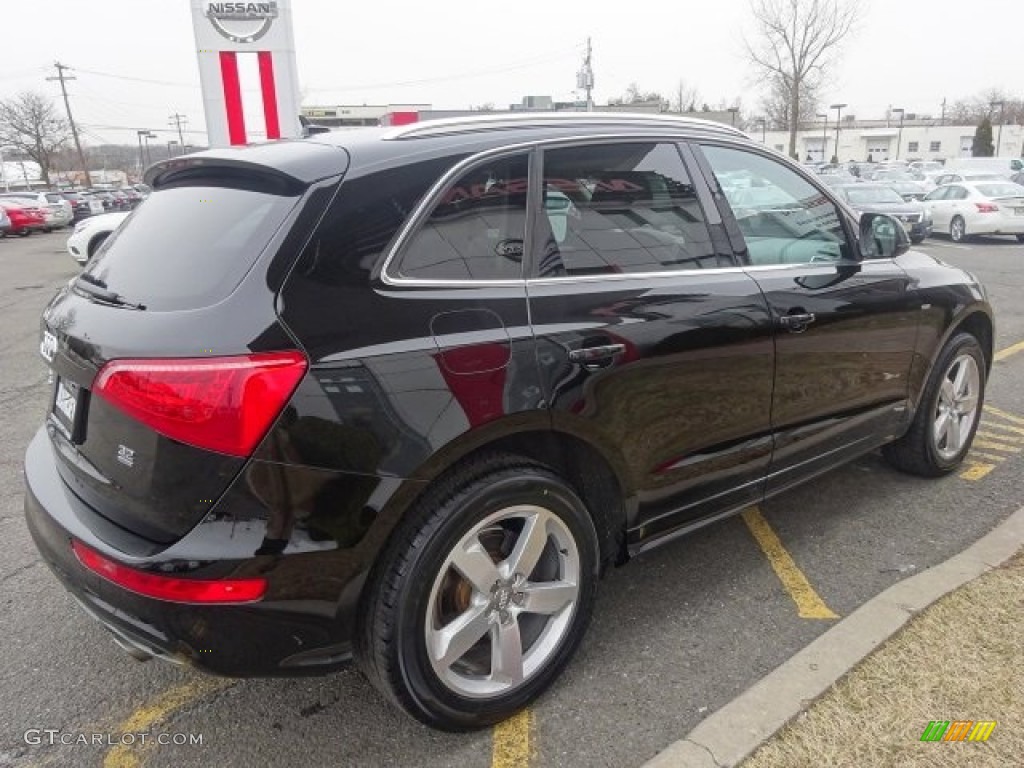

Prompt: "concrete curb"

[643,506,1024,768]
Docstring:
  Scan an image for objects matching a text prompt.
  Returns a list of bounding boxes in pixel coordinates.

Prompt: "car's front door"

[923,185,953,230]
[695,143,921,496]
[525,140,776,548]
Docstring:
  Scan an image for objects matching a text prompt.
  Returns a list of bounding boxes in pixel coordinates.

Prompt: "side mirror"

[858,212,911,259]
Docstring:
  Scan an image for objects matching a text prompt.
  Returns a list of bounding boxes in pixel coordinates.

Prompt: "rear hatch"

[39,147,346,544]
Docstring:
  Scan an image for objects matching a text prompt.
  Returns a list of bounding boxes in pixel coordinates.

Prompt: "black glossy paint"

[25,117,994,677]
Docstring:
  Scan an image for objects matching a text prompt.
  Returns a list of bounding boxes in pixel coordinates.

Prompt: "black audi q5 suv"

[25,113,993,730]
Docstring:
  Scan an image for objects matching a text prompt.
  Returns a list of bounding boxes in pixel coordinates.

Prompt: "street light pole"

[991,100,1005,156]
[892,108,905,160]
[830,103,847,161]
[817,113,829,162]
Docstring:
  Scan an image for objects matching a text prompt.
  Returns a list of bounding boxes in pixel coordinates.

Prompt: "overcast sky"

[1,0,1019,146]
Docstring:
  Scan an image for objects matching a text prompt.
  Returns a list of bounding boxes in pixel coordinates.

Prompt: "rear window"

[46,193,62,203]
[80,185,298,311]
[976,183,1024,198]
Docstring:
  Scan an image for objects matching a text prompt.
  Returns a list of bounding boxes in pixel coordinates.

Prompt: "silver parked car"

[0,191,73,231]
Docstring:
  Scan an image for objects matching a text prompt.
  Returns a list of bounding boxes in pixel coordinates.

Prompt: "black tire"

[356,453,599,731]
[883,332,986,476]
[910,235,925,244]
[950,215,967,243]
[87,232,110,258]
[1016,234,1024,243]
[17,230,30,237]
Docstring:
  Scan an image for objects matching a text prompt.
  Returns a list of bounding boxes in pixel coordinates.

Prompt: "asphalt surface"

[1,231,1023,768]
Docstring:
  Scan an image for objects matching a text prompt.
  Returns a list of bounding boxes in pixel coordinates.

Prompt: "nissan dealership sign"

[204,2,279,43]
[191,0,301,147]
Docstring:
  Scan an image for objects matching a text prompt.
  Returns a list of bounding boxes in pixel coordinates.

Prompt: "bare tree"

[0,91,71,185]
[608,82,668,110]
[671,80,700,113]
[949,89,1024,126]
[745,0,860,157]
[760,75,821,131]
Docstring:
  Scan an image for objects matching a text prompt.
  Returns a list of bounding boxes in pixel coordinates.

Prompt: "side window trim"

[691,141,861,266]
[380,143,539,286]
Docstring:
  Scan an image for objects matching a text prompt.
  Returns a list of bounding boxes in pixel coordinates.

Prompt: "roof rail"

[384,111,748,140]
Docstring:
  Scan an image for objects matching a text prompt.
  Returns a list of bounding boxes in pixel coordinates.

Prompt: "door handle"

[568,343,626,367]
[778,312,816,333]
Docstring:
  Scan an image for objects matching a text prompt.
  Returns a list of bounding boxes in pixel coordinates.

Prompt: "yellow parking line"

[492,708,533,768]
[960,462,997,481]
[971,439,1021,453]
[741,507,838,620]
[994,340,1024,362]
[102,678,234,768]
[975,430,1024,445]
[985,405,1024,426]
[969,451,1007,463]
[980,420,1024,438]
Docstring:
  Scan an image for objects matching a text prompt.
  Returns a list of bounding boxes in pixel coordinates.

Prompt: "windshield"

[845,186,904,205]
[80,184,298,311]
[976,183,1024,198]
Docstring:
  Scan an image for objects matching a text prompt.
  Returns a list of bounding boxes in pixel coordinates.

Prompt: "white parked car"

[66,211,130,264]
[923,181,1024,242]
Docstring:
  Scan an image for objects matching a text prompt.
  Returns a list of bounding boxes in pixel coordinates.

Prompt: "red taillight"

[94,352,307,457]
[975,202,999,213]
[72,541,267,603]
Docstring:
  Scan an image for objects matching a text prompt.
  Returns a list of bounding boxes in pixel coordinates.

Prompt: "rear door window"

[80,183,299,311]
[394,153,529,280]
[536,142,718,276]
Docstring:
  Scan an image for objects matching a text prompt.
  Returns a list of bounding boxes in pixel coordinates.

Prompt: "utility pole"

[47,62,91,188]
[940,98,946,126]
[576,38,594,112]
[169,113,188,148]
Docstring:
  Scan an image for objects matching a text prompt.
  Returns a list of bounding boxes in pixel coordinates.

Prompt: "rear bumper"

[24,428,356,677]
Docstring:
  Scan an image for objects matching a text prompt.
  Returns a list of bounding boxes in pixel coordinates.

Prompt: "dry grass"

[741,550,1024,768]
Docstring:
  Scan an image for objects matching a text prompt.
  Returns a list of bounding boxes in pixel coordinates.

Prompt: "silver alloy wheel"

[424,504,580,699]
[933,353,981,461]
[950,217,965,242]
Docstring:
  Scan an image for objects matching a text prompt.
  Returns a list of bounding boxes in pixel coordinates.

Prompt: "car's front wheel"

[357,454,599,730]
[883,331,985,476]
[950,216,967,243]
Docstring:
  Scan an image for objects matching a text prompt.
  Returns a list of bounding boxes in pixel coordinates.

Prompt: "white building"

[758,120,1024,163]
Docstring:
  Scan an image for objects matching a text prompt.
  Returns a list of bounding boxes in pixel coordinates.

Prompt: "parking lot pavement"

[1,233,1023,768]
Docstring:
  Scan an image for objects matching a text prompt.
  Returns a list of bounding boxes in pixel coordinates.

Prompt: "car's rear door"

[693,142,921,496]
[525,139,775,548]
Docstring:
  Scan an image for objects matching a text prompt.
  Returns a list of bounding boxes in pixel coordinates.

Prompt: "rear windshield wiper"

[74,273,147,310]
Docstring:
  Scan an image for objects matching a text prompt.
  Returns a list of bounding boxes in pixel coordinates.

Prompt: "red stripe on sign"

[257,51,280,140]
[219,51,246,145]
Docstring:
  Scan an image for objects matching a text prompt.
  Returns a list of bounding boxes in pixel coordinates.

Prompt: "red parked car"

[0,200,47,236]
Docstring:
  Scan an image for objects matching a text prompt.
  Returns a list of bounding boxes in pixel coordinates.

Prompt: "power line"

[81,122,207,136]
[302,48,580,94]
[47,62,92,187]
[71,66,199,89]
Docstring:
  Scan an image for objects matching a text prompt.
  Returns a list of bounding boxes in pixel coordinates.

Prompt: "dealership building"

[760,118,1024,163]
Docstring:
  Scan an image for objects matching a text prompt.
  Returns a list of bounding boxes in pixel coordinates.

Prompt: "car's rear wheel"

[357,454,598,731]
[950,216,967,242]
[910,235,925,244]
[883,331,985,476]
[17,230,30,237]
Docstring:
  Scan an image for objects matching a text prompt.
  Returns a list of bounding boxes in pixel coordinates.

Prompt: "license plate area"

[52,376,86,443]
